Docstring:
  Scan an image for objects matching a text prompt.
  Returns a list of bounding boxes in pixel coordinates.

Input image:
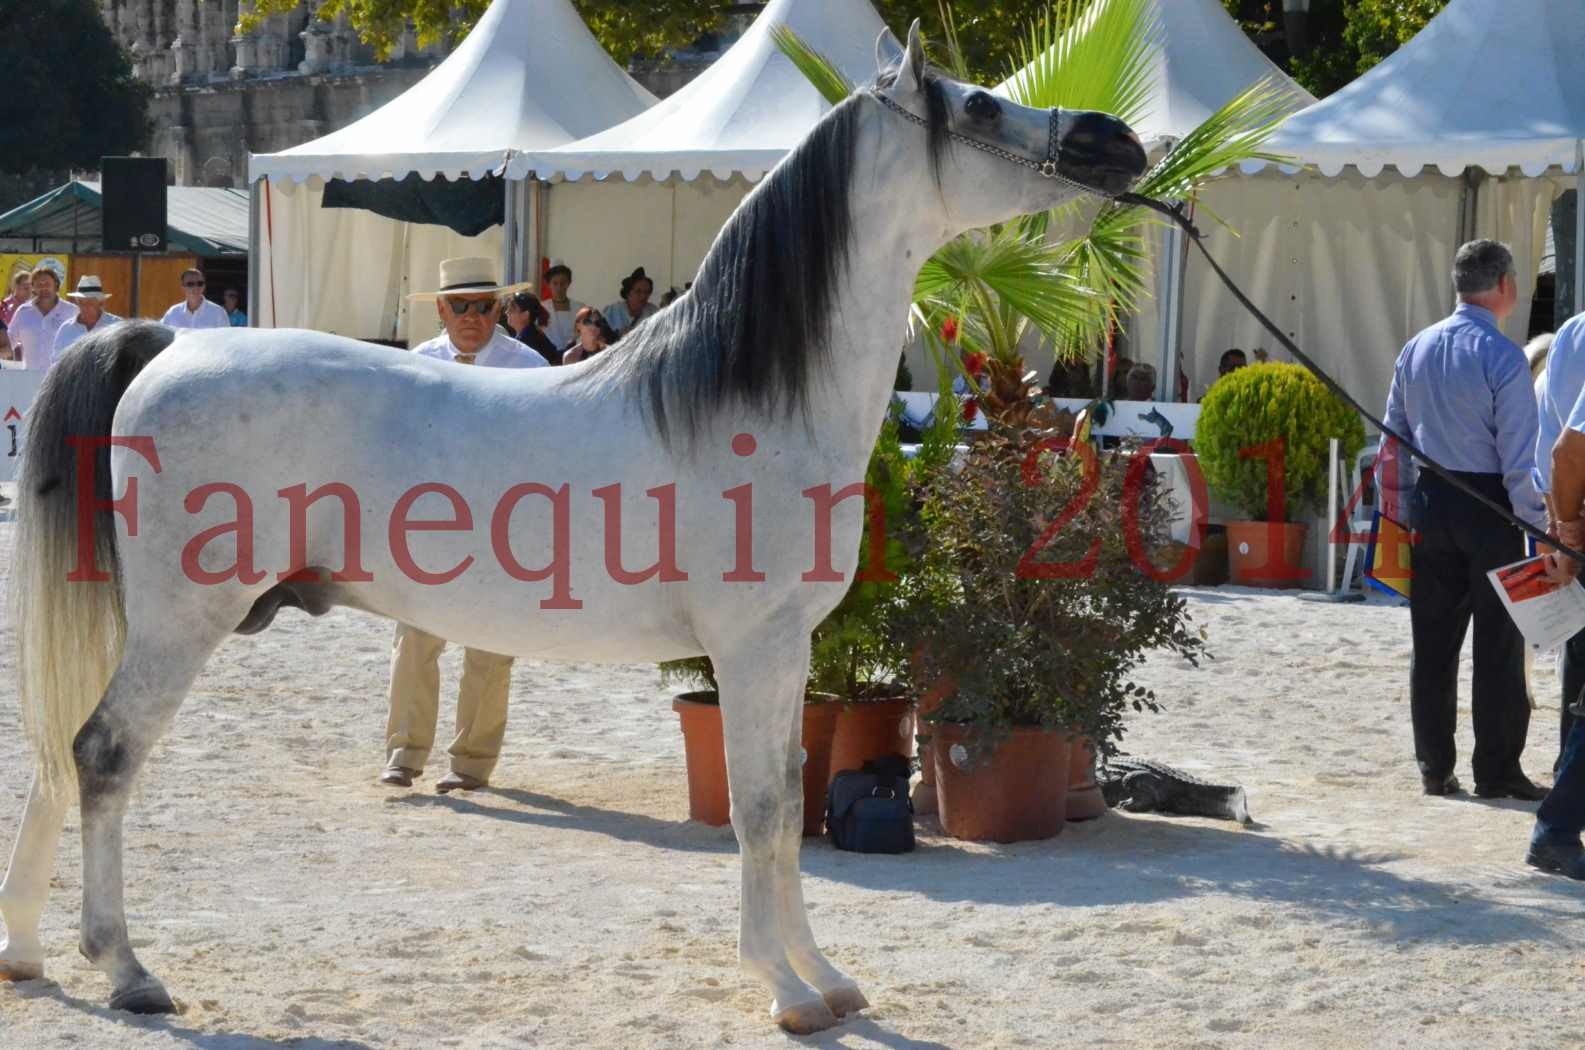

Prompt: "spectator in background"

[161,269,229,333]
[10,266,76,370]
[563,306,613,365]
[603,267,657,337]
[1377,239,1543,801]
[1,271,30,327]
[540,262,583,350]
[223,288,247,327]
[52,275,121,359]
[505,291,560,364]
[1252,347,1270,363]
[1126,362,1158,401]
[1218,348,1247,377]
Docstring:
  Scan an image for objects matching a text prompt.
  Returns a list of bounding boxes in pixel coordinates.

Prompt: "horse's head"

[872,20,1147,232]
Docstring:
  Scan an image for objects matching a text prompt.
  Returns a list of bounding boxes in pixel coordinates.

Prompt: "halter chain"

[870,91,1108,198]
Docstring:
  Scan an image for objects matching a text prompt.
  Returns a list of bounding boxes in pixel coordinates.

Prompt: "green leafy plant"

[892,433,1207,760]
[1195,362,1365,522]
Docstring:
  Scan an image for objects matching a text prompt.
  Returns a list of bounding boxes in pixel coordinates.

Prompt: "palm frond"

[770,25,852,106]
[1002,0,1158,129]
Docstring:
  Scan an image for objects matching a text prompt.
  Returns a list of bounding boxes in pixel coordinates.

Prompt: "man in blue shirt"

[1377,240,1546,800]
[1528,312,1585,878]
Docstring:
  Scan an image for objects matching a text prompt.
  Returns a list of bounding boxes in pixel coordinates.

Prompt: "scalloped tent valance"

[511,0,887,183]
[1248,0,1585,178]
[247,0,655,185]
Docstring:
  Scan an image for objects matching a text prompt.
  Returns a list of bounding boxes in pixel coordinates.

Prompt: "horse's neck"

[809,165,952,471]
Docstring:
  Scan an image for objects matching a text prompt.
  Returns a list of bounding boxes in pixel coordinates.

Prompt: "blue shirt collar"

[1454,302,1499,328]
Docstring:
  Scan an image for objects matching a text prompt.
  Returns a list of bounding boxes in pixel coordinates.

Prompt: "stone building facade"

[104,0,450,187]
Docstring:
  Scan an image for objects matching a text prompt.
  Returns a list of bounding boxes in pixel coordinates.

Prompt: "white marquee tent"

[247,0,655,341]
[1170,0,1585,407]
[511,0,888,317]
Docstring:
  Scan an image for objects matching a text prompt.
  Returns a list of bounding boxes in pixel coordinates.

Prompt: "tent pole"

[502,177,519,286]
[1157,204,1186,401]
[247,178,262,329]
[1575,145,1584,321]
[526,180,542,297]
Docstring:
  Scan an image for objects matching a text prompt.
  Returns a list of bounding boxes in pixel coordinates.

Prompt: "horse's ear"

[875,26,904,73]
[895,18,925,94]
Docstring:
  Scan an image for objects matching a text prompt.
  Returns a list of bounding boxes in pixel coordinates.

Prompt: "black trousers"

[1408,471,1530,784]
[1559,628,1585,773]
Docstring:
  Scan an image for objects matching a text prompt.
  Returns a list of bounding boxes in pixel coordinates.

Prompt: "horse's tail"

[14,320,176,796]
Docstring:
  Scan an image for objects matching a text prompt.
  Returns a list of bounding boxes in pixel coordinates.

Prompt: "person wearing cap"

[10,266,77,371]
[52,276,122,359]
[540,262,584,350]
[381,258,545,795]
[160,268,229,333]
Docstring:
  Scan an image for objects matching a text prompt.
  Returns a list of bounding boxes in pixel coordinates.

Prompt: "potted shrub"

[1196,363,1365,588]
[892,433,1207,842]
[662,657,840,836]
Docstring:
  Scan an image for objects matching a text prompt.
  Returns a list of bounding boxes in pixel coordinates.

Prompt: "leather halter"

[869,89,1103,197]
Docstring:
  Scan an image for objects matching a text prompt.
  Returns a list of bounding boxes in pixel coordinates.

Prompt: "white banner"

[0,366,45,483]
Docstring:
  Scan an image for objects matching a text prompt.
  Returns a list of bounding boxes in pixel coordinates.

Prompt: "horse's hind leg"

[0,772,68,980]
[74,620,225,1014]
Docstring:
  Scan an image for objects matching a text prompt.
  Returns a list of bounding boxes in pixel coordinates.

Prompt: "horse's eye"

[965,92,1001,123]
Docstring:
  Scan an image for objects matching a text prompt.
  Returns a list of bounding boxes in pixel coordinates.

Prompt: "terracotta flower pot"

[1225,520,1308,589]
[928,722,1072,843]
[829,687,915,779]
[672,692,840,836]
[1065,735,1108,821]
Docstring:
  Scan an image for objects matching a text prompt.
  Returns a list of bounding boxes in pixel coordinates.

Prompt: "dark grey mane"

[573,65,952,446]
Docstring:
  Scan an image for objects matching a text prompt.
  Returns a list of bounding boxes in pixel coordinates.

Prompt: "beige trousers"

[384,623,514,780]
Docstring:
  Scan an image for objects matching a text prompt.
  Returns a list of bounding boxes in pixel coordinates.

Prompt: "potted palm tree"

[1195,362,1365,587]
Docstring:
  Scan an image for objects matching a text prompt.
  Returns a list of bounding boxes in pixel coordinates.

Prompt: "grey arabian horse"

[0,22,1144,1034]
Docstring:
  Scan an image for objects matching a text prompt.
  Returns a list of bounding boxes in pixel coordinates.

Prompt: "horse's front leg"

[715,639,860,1034]
[0,771,69,981]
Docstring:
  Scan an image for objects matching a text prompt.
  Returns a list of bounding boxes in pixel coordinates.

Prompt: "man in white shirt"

[382,257,545,795]
[52,275,122,360]
[10,266,77,370]
[160,268,229,333]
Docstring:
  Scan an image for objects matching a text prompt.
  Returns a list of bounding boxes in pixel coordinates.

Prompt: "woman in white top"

[539,263,584,350]
[602,267,658,338]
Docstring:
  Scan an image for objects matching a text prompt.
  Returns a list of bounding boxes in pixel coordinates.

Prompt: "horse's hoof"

[110,978,175,1015]
[0,957,44,982]
[823,984,870,1018]
[774,996,842,1035]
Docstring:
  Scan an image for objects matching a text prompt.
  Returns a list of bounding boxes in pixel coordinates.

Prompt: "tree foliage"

[0,0,149,175]
[1221,0,1449,97]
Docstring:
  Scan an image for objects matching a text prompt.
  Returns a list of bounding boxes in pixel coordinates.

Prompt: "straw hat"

[407,257,534,301]
[66,275,111,301]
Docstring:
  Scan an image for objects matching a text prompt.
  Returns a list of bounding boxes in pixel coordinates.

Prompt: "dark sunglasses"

[445,296,499,316]
[183,280,206,288]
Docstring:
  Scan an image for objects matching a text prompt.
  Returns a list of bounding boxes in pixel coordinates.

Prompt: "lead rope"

[1115,192,1585,566]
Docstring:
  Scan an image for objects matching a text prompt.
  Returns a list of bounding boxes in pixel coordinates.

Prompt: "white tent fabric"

[511,0,887,182]
[249,0,655,183]
[1142,0,1585,413]
[997,0,1314,150]
[1249,0,1585,177]
[248,0,655,340]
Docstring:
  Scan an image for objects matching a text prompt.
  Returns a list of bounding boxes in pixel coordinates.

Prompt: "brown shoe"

[380,765,421,787]
[436,771,487,793]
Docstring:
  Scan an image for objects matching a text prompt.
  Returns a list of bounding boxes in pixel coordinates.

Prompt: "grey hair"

[1453,239,1515,296]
